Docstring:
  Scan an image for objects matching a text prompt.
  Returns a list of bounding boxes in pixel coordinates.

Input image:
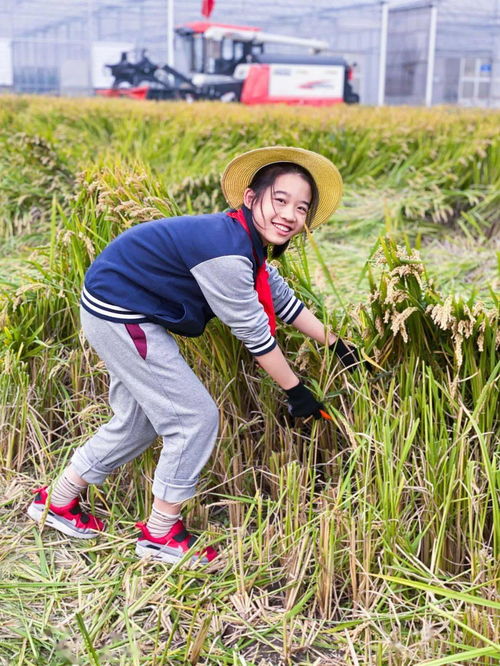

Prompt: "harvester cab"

[175,21,359,105]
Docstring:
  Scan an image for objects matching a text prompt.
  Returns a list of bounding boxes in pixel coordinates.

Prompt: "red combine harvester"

[97,21,359,105]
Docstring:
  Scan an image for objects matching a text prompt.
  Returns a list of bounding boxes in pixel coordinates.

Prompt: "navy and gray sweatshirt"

[81,211,305,356]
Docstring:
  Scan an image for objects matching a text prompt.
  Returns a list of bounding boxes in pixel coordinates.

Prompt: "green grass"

[0,97,499,665]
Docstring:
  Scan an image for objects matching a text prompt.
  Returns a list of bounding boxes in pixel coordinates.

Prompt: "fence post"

[425,1,438,107]
[378,0,389,106]
[167,0,175,70]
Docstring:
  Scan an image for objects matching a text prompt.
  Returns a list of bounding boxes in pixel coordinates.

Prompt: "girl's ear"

[242,187,255,209]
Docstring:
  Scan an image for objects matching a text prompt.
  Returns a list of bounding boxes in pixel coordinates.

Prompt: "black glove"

[330,338,361,373]
[285,382,324,420]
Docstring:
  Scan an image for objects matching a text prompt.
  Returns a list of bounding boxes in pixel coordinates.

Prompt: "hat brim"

[220,146,343,230]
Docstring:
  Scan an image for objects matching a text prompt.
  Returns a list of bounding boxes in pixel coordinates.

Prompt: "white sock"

[146,505,182,538]
[49,468,88,507]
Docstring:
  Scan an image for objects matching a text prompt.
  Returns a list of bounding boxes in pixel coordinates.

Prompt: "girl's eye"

[275,197,286,204]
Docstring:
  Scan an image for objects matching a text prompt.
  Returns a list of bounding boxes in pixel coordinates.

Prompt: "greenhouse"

[0,0,499,106]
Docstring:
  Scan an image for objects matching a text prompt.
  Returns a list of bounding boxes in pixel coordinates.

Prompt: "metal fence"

[0,0,499,106]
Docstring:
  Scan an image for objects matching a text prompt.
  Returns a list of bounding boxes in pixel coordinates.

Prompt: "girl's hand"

[285,382,325,420]
[330,338,362,373]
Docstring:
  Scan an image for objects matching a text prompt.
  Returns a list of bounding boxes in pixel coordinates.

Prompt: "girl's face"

[243,173,312,246]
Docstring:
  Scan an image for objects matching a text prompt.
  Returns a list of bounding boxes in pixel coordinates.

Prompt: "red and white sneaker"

[135,519,218,565]
[27,486,105,539]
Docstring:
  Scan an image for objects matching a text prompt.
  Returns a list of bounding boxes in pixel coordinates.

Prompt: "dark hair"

[248,162,319,258]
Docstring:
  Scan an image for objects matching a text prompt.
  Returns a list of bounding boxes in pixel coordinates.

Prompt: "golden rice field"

[0,96,499,666]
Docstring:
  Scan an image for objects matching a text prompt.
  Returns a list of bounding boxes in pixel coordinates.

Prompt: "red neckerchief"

[227,208,277,336]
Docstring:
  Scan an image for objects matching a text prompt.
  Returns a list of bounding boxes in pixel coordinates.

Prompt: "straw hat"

[221,146,343,229]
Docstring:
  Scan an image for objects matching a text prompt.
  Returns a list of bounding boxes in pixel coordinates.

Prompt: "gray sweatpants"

[71,307,219,503]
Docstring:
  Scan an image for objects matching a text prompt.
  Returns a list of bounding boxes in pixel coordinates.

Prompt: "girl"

[28,146,360,565]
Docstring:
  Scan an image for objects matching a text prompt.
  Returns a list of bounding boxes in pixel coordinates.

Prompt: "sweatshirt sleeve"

[266,263,305,324]
[190,255,276,356]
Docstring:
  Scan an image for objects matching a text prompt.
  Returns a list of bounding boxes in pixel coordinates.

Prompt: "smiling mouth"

[272,222,292,234]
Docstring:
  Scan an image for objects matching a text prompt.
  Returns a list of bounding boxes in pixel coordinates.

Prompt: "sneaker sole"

[135,542,208,565]
[27,503,101,540]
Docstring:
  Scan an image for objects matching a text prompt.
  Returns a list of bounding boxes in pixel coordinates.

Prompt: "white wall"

[0,39,13,86]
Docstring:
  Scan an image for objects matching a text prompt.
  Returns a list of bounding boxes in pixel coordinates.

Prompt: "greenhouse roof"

[1,0,499,39]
